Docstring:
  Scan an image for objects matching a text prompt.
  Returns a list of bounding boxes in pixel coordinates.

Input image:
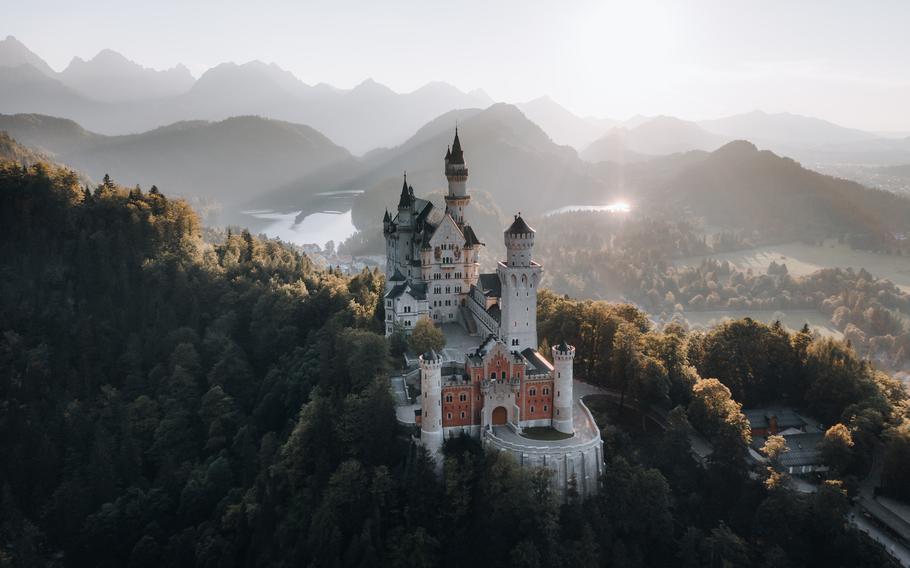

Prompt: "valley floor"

[674,241,910,292]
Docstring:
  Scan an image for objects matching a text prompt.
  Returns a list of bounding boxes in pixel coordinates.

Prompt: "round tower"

[498,214,542,351]
[419,350,444,457]
[551,341,575,434]
[504,214,535,267]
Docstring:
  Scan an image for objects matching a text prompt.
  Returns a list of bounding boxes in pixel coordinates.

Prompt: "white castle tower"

[419,350,443,460]
[551,342,576,434]
[498,214,542,351]
[443,128,469,226]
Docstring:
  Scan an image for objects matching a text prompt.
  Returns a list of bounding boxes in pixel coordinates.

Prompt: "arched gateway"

[491,406,508,425]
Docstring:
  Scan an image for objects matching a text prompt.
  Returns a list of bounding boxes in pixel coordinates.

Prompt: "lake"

[245,209,357,248]
[243,190,362,247]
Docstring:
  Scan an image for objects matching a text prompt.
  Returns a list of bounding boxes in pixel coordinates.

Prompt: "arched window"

[445,394,453,403]
[529,388,537,396]
[543,405,548,412]
[543,387,549,395]
[530,406,535,413]
[460,411,466,419]
[490,372,496,380]
[459,393,467,402]
[447,412,452,420]
[501,371,506,379]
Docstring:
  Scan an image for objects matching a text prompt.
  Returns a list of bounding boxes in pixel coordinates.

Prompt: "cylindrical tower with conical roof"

[498,214,542,351]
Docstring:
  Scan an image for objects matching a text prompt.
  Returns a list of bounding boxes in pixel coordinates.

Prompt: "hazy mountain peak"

[517,95,612,149]
[0,35,56,76]
[58,47,195,102]
[192,60,306,95]
[351,77,395,96]
[698,110,876,148]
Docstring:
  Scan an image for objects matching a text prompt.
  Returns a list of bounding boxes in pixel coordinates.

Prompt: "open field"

[674,241,910,292]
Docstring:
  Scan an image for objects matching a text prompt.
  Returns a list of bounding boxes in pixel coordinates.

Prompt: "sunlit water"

[246,209,357,247]
[547,201,632,215]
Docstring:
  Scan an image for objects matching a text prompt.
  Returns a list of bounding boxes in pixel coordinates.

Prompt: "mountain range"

[6,35,909,167]
[0,36,492,154]
[5,100,910,254]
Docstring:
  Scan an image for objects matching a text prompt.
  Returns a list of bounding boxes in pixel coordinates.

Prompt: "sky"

[4,0,909,131]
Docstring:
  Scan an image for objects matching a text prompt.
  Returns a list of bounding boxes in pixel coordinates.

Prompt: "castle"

[383,131,603,500]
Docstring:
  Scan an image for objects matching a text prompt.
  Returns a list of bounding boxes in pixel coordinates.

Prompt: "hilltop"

[0,113,354,206]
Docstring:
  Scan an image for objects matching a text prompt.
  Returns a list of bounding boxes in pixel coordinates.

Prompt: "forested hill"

[0,130,49,165]
[0,161,398,565]
[2,160,909,567]
[650,141,910,241]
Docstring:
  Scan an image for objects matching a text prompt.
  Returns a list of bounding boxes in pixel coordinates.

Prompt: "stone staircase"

[458,305,477,335]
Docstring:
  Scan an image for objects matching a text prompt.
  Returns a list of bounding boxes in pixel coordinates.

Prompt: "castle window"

[501,371,506,379]
[447,413,452,420]
[445,286,451,293]
[543,388,549,395]
[490,372,496,380]
[445,394,453,403]
[543,405,548,412]
[460,411,466,419]
[529,388,537,396]
[530,406,535,413]
[459,393,467,402]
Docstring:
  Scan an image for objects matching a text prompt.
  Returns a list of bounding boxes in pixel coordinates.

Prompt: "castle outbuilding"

[384,131,603,500]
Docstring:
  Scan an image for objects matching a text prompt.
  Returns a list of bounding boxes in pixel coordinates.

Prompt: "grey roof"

[385,281,427,301]
[463,224,482,247]
[506,214,534,235]
[522,348,554,375]
[389,268,406,282]
[555,340,571,353]
[397,174,412,209]
[487,304,501,324]
[423,350,439,361]
[450,129,465,165]
[477,273,502,298]
[778,432,824,468]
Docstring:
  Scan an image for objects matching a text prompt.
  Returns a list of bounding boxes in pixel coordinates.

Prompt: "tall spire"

[397,171,412,209]
[450,128,465,165]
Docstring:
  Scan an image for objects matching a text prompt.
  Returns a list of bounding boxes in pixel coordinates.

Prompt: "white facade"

[383,130,481,335]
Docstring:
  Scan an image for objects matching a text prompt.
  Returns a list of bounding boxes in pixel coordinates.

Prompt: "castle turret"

[498,214,542,351]
[444,129,470,226]
[551,342,575,434]
[419,350,444,461]
[397,173,413,227]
